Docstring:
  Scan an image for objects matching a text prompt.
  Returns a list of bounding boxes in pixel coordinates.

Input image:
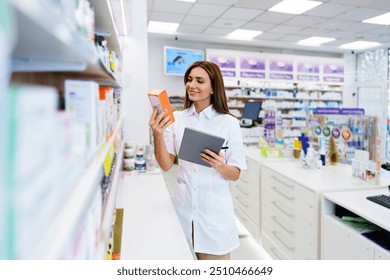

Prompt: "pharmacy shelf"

[95,143,124,259]
[10,0,121,87]
[227,95,342,102]
[37,122,123,259]
[90,0,122,61]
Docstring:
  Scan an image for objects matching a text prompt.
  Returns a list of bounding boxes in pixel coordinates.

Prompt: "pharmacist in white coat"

[149,61,247,260]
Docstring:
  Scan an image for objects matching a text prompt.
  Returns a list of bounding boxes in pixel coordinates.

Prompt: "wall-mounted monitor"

[164,46,204,76]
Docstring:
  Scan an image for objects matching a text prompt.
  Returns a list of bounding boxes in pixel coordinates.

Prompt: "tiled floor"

[162,164,272,260]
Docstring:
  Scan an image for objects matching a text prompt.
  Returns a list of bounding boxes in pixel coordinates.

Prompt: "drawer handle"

[272,230,295,252]
[236,196,249,208]
[236,185,249,195]
[235,209,248,222]
[270,247,283,260]
[240,177,249,184]
[272,216,295,235]
[271,201,294,218]
[271,186,295,201]
[271,175,294,189]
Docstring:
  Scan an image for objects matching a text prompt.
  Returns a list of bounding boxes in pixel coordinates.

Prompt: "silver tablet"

[178,127,225,167]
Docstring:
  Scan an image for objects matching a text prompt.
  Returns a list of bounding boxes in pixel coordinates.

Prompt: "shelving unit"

[3,1,124,259]
[226,82,342,145]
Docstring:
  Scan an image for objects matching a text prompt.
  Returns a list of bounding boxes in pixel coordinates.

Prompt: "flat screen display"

[242,101,262,121]
[164,46,204,75]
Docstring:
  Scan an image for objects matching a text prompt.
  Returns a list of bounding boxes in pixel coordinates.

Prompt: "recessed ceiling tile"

[325,30,355,39]
[258,32,285,40]
[153,0,193,13]
[298,27,331,37]
[336,7,385,21]
[189,3,229,17]
[278,34,309,42]
[284,15,324,27]
[149,12,185,23]
[211,18,247,29]
[203,26,233,36]
[234,0,281,10]
[177,24,205,34]
[253,11,295,24]
[182,15,216,26]
[305,3,352,18]
[367,25,390,36]
[220,7,263,20]
[330,0,388,10]
[346,22,379,33]
[197,0,238,5]
[268,25,304,34]
[320,19,355,30]
[352,33,386,42]
[241,21,274,32]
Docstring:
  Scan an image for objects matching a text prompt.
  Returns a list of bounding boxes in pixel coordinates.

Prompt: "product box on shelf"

[2,84,60,259]
[65,80,100,163]
[99,86,115,142]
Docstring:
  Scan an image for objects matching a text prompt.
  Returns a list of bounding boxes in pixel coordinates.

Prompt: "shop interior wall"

[147,37,356,108]
[121,0,150,145]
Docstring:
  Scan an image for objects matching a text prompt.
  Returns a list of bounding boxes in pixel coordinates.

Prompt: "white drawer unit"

[261,166,317,259]
[231,156,261,240]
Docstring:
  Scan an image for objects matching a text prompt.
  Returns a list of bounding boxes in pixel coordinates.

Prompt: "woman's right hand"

[149,107,172,137]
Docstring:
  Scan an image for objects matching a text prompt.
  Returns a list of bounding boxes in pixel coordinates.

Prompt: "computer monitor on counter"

[240,101,262,128]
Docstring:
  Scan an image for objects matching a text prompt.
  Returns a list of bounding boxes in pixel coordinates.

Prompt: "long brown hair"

[183,61,230,114]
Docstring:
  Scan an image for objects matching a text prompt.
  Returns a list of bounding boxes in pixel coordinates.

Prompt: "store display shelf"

[38,122,123,259]
[228,95,342,102]
[95,143,124,259]
[10,0,121,87]
[10,1,98,71]
[90,0,122,61]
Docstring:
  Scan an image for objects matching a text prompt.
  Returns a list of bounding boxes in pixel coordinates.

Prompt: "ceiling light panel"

[339,40,381,50]
[226,29,263,40]
[147,21,179,34]
[297,36,335,46]
[268,0,322,15]
[363,12,390,25]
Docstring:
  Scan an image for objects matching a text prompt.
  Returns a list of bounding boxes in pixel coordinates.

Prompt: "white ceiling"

[146,0,390,54]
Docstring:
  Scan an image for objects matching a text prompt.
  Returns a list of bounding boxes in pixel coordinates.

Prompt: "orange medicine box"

[148,89,175,123]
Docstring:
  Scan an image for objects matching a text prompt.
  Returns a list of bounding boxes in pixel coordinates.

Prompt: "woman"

[149,61,247,260]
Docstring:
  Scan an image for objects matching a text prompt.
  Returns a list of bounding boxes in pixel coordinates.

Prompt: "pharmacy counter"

[260,161,389,260]
[116,171,193,260]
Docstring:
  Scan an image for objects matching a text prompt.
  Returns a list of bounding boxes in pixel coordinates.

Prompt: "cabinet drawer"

[262,197,314,243]
[231,183,260,222]
[234,204,258,240]
[262,217,295,259]
[262,169,315,221]
[262,233,289,260]
[239,158,260,199]
[262,208,316,259]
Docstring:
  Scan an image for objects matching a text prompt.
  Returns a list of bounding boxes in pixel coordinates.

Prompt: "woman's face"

[185,67,213,106]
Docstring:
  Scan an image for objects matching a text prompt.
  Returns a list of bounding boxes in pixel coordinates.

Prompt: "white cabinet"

[259,161,390,260]
[322,215,374,259]
[261,166,317,259]
[231,156,261,240]
[322,189,390,260]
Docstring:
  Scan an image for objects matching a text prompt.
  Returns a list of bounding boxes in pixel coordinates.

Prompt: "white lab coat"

[164,104,247,255]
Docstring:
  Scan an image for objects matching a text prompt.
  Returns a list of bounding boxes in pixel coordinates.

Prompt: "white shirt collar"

[186,103,218,119]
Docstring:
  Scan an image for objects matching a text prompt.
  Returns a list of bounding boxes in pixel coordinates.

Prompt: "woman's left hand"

[200,149,225,172]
